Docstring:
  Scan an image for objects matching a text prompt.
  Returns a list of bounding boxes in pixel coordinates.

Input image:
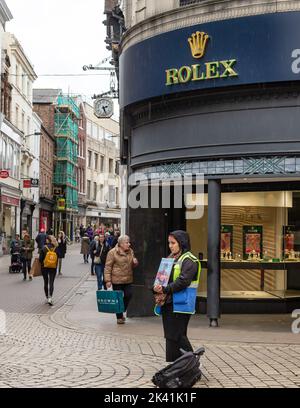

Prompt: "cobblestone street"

[0,245,300,388]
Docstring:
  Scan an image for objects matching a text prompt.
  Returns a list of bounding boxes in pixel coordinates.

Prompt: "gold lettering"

[166,68,179,86]
[178,66,192,83]
[165,59,238,86]
[191,64,206,81]
[205,61,220,79]
[220,60,238,78]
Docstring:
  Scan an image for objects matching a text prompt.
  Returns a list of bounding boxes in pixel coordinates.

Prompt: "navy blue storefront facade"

[120,11,300,321]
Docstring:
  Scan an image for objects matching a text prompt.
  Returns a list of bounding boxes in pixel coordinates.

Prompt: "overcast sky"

[5,0,112,103]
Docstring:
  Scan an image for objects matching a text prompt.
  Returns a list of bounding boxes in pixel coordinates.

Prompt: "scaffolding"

[54,94,80,212]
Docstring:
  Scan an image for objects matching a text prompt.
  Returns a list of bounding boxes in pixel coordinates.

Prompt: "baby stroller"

[9,252,23,274]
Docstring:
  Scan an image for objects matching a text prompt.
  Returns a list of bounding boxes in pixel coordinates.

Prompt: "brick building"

[33,91,56,233]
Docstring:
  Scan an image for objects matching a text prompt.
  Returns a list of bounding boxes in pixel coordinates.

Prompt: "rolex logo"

[188,31,209,59]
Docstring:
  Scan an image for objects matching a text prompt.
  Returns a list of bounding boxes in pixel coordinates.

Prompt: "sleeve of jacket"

[39,247,46,264]
[104,249,114,283]
[163,259,198,295]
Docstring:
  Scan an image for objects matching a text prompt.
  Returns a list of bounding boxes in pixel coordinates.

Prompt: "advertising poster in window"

[221,225,233,256]
[243,226,263,260]
[282,225,295,258]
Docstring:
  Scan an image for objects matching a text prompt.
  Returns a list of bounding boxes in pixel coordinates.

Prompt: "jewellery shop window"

[186,191,300,299]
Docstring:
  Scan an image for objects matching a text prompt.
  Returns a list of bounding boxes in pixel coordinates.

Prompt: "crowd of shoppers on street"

[8,221,200,361]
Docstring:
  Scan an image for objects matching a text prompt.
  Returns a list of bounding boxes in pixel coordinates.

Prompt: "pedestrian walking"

[57,231,67,275]
[153,230,201,362]
[94,234,109,290]
[39,235,59,306]
[20,233,34,281]
[35,229,47,254]
[111,230,120,249]
[75,227,80,243]
[86,225,94,242]
[89,234,99,275]
[104,235,138,324]
[81,233,90,263]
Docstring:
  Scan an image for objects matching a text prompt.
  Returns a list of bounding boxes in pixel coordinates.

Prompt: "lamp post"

[24,131,42,138]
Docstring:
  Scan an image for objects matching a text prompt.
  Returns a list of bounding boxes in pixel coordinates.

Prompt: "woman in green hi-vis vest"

[153,230,201,362]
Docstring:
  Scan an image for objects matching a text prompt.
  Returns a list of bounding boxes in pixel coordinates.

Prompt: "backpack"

[44,247,58,269]
[152,347,205,388]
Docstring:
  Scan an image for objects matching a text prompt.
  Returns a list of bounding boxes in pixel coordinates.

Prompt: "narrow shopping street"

[0,244,299,388]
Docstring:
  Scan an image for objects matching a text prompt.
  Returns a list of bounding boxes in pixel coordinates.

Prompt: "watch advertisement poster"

[282,225,295,257]
[221,225,233,254]
[243,226,263,260]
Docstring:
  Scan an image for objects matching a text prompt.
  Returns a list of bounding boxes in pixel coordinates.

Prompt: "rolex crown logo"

[188,31,209,59]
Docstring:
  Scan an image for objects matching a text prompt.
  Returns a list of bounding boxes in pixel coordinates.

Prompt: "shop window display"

[186,190,300,300]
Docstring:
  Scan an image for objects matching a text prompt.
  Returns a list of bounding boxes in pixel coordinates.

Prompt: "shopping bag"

[30,257,42,277]
[96,290,125,314]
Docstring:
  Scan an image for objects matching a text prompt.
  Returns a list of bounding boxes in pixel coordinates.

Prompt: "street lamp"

[24,131,42,138]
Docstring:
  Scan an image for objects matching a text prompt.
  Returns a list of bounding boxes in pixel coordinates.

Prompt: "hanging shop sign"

[23,179,39,188]
[57,198,66,211]
[31,179,39,188]
[0,170,9,179]
[53,187,62,196]
[120,11,300,107]
[23,180,31,188]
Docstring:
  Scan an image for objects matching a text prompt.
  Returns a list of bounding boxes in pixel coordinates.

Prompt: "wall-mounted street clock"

[94,98,114,118]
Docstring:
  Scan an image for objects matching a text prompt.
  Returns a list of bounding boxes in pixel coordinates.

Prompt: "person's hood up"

[170,230,191,253]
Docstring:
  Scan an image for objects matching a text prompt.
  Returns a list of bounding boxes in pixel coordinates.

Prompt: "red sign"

[0,170,9,178]
[23,180,31,188]
[1,195,20,207]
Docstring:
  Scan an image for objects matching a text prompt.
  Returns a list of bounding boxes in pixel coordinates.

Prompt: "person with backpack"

[153,230,201,362]
[39,235,59,306]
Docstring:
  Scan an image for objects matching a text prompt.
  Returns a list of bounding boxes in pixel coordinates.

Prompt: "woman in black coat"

[57,231,67,275]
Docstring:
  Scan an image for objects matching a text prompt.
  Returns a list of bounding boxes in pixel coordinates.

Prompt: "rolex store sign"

[165,31,238,86]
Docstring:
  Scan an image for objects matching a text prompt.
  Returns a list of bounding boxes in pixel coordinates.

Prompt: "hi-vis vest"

[155,252,201,316]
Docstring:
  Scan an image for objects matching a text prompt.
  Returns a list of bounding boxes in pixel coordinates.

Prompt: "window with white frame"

[100,156,104,172]
[93,182,97,201]
[94,153,99,171]
[109,158,114,174]
[87,120,92,137]
[87,180,91,199]
[88,150,92,168]
[109,186,115,203]
[99,184,104,202]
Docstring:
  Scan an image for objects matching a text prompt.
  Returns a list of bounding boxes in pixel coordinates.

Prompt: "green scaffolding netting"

[57,95,80,118]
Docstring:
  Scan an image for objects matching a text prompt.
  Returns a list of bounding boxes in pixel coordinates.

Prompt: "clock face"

[94,98,114,118]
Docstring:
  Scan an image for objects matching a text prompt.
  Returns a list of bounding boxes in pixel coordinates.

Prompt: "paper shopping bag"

[30,257,42,277]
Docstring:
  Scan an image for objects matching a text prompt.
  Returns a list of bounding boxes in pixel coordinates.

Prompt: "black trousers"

[22,259,32,279]
[90,255,95,274]
[42,268,57,298]
[161,303,193,362]
[112,284,133,319]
